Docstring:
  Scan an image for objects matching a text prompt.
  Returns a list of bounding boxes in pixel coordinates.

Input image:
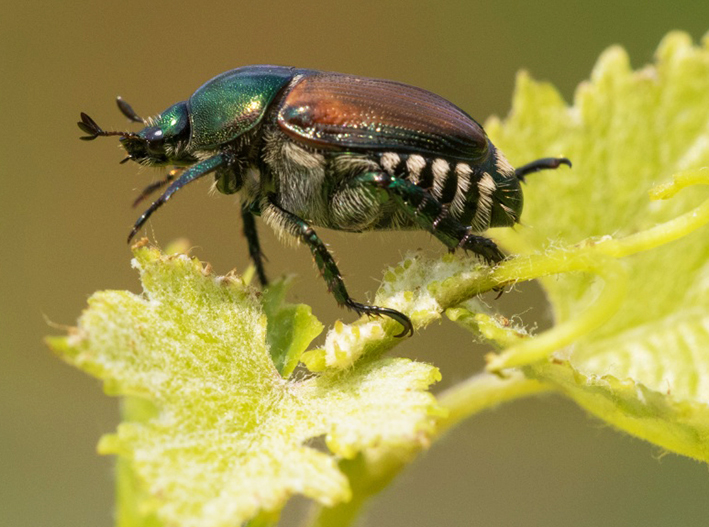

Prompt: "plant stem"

[305,372,552,527]
[444,169,709,372]
[435,371,553,437]
[596,169,709,258]
[485,254,627,371]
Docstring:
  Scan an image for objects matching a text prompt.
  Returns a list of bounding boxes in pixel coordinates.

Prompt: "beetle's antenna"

[515,157,572,182]
[77,112,140,141]
[116,96,146,124]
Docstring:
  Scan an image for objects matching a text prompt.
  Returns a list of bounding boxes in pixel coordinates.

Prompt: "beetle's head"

[485,145,523,228]
[78,99,196,167]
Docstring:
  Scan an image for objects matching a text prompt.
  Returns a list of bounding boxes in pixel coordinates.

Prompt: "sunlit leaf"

[47,245,441,526]
[486,32,709,460]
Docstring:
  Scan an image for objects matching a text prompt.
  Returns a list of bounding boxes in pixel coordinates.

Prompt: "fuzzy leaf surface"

[47,245,441,527]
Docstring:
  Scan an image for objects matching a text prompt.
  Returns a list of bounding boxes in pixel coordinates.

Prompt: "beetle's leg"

[349,172,505,263]
[128,154,227,243]
[515,157,571,182]
[132,168,181,208]
[263,195,413,338]
[241,203,268,287]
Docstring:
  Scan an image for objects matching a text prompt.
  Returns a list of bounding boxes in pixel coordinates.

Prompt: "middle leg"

[262,195,413,337]
[241,203,268,287]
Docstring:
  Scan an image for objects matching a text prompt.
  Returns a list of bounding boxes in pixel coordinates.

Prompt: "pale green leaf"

[47,244,441,527]
[262,276,324,378]
[486,32,709,460]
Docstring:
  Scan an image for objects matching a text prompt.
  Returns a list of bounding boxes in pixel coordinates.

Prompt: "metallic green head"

[119,102,194,166]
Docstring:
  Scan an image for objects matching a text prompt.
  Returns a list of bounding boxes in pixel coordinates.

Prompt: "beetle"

[78,65,570,337]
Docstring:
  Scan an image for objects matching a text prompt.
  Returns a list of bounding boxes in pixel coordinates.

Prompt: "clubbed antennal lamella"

[77,112,140,142]
[116,96,146,124]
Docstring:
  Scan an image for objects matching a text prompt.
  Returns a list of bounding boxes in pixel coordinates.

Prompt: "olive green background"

[3,1,709,526]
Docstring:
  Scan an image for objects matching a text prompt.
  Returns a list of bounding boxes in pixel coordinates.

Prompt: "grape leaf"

[486,32,709,461]
[47,245,441,526]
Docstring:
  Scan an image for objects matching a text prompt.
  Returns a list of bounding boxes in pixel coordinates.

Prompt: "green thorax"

[188,65,295,149]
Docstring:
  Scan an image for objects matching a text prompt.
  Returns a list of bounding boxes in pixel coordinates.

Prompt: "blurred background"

[3,1,709,526]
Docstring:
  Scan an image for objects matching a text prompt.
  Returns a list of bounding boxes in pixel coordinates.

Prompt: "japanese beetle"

[78,65,570,337]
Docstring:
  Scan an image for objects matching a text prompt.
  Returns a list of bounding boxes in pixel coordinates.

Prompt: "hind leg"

[333,171,505,263]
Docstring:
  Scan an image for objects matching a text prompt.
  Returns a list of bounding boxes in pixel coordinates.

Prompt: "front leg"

[345,172,505,263]
[128,154,228,243]
[263,195,413,337]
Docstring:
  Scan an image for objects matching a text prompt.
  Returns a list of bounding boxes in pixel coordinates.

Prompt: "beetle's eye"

[144,128,166,153]
[145,129,164,142]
